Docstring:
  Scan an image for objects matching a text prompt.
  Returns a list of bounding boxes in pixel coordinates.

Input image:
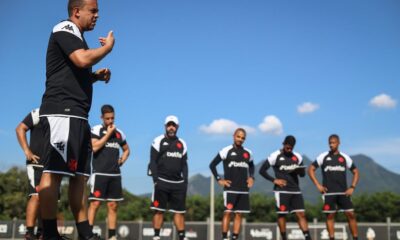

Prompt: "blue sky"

[0,0,399,194]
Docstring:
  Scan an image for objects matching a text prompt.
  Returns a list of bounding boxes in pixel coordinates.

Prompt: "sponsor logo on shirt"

[105,142,120,149]
[228,161,249,168]
[279,157,285,161]
[324,165,346,172]
[326,157,332,161]
[231,152,237,156]
[62,24,74,33]
[163,142,169,146]
[279,164,298,171]
[166,151,183,158]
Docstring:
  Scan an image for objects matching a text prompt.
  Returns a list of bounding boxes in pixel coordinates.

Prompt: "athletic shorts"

[223,191,250,213]
[40,116,92,177]
[27,164,43,197]
[89,174,123,201]
[322,193,354,213]
[274,191,305,214]
[150,180,187,213]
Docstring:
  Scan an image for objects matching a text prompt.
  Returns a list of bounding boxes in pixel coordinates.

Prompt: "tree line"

[1,167,399,222]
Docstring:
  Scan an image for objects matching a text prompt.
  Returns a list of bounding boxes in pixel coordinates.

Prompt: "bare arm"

[69,31,115,69]
[345,168,359,196]
[91,124,116,153]
[118,143,130,166]
[15,123,39,163]
[308,164,327,193]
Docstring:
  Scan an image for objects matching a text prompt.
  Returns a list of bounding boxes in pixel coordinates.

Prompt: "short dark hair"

[329,134,340,141]
[283,135,296,147]
[101,104,114,115]
[68,0,85,17]
[234,128,247,136]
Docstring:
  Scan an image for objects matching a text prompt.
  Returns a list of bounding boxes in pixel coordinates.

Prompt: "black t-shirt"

[312,151,356,193]
[211,145,254,192]
[91,124,127,174]
[266,150,304,192]
[40,20,93,119]
[22,108,44,166]
[149,135,188,183]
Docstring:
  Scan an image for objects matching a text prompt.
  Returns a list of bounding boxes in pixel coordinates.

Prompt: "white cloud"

[369,93,397,109]
[258,115,283,135]
[200,119,256,135]
[297,102,319,114]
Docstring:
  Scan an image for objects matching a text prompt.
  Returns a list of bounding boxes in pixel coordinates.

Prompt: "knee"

[235,213,242,218]
[326,213,335,220]
[345,211,356,220]
[107,202,118,211]
[155,211,164,216]
[91,201,101,209]
[296,212,306,219]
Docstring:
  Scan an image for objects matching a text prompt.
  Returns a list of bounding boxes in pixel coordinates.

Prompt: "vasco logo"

[54,142,65,152]
[324,165,345,172]
[62,24,74,33]
[228,161,248,168]
[166,152,183,158]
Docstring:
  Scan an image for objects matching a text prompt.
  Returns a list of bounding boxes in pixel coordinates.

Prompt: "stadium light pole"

[210,176,215,240]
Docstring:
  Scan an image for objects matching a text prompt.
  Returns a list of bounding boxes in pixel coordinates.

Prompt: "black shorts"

[274,191,305,214]
[40,116,92,177]
[322,193,354,213]
[27,164,43,197]
[223,191,250,213]
[89,174,123,201]
[151,180,187,213]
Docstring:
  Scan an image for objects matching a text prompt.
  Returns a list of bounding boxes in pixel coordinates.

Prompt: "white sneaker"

[152,237,161,240]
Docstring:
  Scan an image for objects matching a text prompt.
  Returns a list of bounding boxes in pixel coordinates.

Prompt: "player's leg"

[232,212,242,240]
[25,195,40,239]
[150,182,167,240]
[107,202,118,239]
[170,182,187,240]
[339,195,358,240]
[88,201,101,226]
[275,192,289,240]
[292,194,311,240]
[222,212,231,240]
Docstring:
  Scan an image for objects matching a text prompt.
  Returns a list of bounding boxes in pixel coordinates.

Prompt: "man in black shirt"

[88,105,130,240]
[16,108,44,240]
[259,135,312,240]
[38,0,114,239]
[149,115,188,240]
[209,128,255,240]
[308,134,359,240]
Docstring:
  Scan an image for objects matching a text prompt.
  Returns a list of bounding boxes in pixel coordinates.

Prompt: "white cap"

[165,115,179,125]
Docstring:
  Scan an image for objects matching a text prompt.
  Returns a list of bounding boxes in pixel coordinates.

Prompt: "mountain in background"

[187,154,400,203]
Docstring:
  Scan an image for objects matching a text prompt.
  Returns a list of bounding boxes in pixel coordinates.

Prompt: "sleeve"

[259,159,275,182]
[91,125,101,139]
[52,21,85,56]
[342,152,356,170]
[149,144,159,182]
[182,153,188,183]
[313,152,327,168]
[267,150,280,166]
[209,154,223,181]
[247,149,255,178]
[22,109,40,129]
[117,129,127,146]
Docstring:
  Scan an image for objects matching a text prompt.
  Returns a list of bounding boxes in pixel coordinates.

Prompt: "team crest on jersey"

[338,157,344,163]
[176,142,182,149]
[291,156,298,162]
[115,132,121,139]
[243,152,249,159]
